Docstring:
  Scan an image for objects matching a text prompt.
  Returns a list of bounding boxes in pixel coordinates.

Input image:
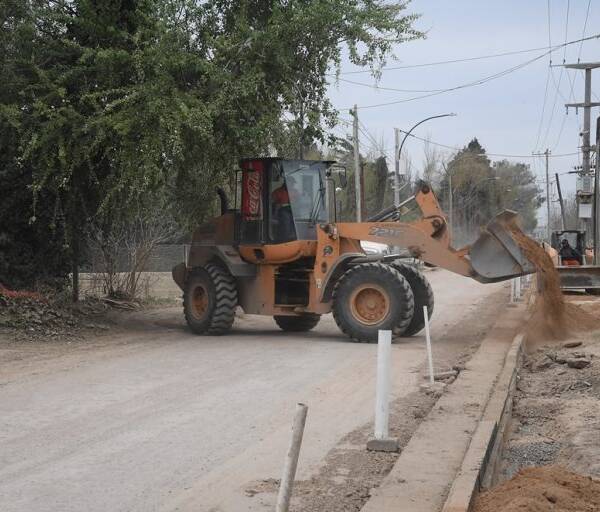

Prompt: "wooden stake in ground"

[424,306,435,385]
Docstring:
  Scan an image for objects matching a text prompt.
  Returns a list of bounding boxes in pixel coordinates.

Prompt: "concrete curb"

[360,305,527,512]
[441,332,525,512]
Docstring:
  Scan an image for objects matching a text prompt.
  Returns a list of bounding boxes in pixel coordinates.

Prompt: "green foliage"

[1,0,422,288]
[0,0,70,288]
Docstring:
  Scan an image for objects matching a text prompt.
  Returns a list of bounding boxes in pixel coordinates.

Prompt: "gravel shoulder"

[499,296,600,480]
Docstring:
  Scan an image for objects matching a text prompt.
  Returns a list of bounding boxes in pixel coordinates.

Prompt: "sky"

[326,0,600,224]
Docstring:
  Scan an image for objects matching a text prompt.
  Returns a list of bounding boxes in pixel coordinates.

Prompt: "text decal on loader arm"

[368,226,403,239]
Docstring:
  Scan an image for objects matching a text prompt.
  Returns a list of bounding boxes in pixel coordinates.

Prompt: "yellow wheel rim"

[349,284,390,326]
[192,285,209,319]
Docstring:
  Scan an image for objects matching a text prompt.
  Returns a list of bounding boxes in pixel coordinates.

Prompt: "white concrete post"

[423,306,434,385]
[374,329,392,439]
[366,330,398,452]
[510,277,522,303]
[276,403,308,512]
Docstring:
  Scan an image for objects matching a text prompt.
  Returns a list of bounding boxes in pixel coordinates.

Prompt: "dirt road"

[0,270,504,512]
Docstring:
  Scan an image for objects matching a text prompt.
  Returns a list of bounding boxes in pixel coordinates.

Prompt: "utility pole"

[555,172,567,230]
[359,161,366,219]
[394,128,400,206]
[351,104,362,222]
[564,62,600,239]
[545,149,551,242]
[564,63,600,177]
[533,149,552,242]
[595,116,600,264]
[448,172,453,236]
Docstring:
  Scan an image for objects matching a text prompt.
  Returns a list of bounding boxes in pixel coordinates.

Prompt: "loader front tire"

[183,264,237,335]
[332,262,414,343]
[274,314,321,332]
[390,262,434,336]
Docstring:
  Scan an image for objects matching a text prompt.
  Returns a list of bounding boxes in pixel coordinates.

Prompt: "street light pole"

[394,113,456,204]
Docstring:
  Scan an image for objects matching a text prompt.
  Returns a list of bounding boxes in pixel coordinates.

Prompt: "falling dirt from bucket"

[503,218,600,344]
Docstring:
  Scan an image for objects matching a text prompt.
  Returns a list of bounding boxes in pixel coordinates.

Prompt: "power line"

[335,77,444,93]
[357,119,382,152]
[566,1,594,105]
[550,0,573,151]
[578,0,592,62]
[339,52,550,110]
[539,0,569,151]
[335,33,600,111]
[562,0,578,104]
[333,119,388,159]
[357,126,385,156]
[547,0,552,49]
[394,128,579,159]
[553,109,569,150]
[332,35,599,76]
[533,64,552,151]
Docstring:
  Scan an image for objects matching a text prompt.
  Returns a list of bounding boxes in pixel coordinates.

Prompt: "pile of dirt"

[505,219,600,342]
[473,466,600,512]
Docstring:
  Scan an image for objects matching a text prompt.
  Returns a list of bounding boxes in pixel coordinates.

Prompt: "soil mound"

[473,466,600,512]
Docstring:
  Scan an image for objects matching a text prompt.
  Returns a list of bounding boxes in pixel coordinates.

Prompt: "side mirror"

[329,165,348,188]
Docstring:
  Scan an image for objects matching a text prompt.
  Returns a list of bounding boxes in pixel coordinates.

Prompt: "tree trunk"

[72,230,79,302]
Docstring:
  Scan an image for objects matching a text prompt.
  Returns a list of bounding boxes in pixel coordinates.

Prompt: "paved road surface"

[0,270,504,512]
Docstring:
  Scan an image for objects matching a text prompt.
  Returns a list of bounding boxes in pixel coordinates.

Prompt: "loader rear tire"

[274,314,321,332]
[390,262,434,337]
[183,263,237,335]
[332,262,414,343]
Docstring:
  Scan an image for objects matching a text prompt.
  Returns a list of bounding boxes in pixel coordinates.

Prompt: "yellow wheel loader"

[172,158,535,342]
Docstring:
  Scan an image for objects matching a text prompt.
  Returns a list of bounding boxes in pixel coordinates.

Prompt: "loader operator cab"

[238,158,330,245]
[551,230,585,265]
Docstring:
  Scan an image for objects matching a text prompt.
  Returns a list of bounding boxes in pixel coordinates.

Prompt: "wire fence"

[82,244,186,273]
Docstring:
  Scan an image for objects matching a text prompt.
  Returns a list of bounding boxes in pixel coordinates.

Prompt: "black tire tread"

[332,262,414,343]
[274,314,321,332]
[390,261,434,336]
[183,263,237,335]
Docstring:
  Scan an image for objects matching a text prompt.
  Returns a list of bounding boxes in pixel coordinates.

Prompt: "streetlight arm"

[397,113,456,168]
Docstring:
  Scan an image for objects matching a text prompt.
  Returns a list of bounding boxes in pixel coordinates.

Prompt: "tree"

[1,0,423,293]
[88,195,180,300]
[421,137,442,187]
[438,138,495,242]
[365,156,389,217]
[0,0,71,289]
[491,160,544,232]
[438,139,543,244]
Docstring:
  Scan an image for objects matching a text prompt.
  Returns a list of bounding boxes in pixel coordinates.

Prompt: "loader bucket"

[468,210,537,283]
